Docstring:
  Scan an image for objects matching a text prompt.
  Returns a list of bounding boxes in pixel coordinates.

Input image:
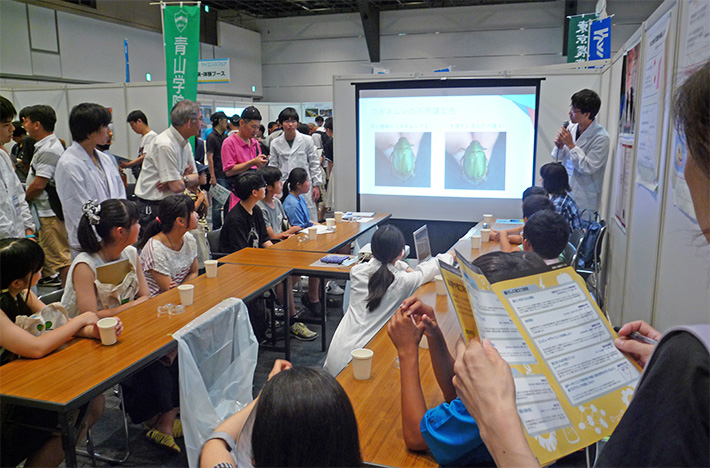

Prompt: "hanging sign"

[589,16,612,60]
[567,13,598,62]
[162,3,200,121]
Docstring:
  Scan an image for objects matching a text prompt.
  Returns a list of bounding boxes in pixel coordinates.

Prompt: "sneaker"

[325,280,345,295]
[298,295,322,319]
[37,274,61,287]
[290,322,318,341]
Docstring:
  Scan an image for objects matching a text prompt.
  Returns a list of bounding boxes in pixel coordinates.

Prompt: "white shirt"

[551,120,610,213]
[55,141,126,252]
[135,126,196,201]
[268,131,324,187]
[139,130,158,157]
[27,133,64,217]
[324,253,453,376]
[0,150,35,238]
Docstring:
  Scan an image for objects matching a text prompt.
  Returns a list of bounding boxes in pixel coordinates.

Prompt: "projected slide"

[357,80,539,221]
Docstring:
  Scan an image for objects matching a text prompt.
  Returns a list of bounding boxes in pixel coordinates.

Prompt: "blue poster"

[589,17,612,60]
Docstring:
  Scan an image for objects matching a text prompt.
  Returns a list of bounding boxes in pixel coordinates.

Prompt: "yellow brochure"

[457,262,642,466]
[438,261,478,343]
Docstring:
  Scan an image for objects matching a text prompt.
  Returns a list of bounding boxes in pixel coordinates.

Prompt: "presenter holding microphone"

[551,89,610,213]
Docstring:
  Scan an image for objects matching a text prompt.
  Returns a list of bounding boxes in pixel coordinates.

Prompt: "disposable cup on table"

[483,214,494,226]
[334,211,343,222]
[308,226,318,240]
[481,229,491,243]
[97,317,118,346]
[204,260,218,278]
[351,348,374,380]
[434,275,447,296]
[326,218,335,228]
[178,284,194,306]
[471,234,482,249]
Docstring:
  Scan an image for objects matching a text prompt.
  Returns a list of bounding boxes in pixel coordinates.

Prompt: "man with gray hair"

[135,99,203,228]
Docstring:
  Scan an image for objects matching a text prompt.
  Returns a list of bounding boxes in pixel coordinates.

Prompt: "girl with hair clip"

[281,167,315,229]
[323,224,453,376]
[138,194,199,297]
[200,360,362,468]
[0,237,122,468]
[61,199,150,318]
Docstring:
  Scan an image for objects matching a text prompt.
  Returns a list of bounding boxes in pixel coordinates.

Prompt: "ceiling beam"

[359,0,380,62]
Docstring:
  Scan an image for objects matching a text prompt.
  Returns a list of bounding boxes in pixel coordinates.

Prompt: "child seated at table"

[0,238,122,468]
[200,360,362,468]
[281,167,323,317]
[138,194,199,297]
[387,251,545,467]
[498,194,554,252]
[489,185,548,243]
[520,210,570,265]
[61,199,150,317]
[324,224,452,376]
[220,171,317,341]
[540,162,582,232]
[256,166,301,241]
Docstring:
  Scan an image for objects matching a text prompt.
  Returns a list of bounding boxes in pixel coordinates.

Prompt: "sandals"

[146,428,181,453]
[172,418,183,438]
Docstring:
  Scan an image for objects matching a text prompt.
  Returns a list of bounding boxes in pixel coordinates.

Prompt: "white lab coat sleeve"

[400,253,454,294]
[0,153,35,235]
[568,133,610,175]
[307,138,324,187]
[56,162,93,246]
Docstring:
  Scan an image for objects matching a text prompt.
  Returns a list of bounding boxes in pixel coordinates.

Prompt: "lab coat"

[0,151,35,238]
[551,120,610,214]
[55,141,126,252]
[324,253,452,376]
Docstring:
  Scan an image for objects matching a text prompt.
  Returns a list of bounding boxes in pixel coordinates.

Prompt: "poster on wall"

[303,102,333,124]
[618,42,641,135]
[636,10,671,191]
[614,135,634,232]
[670,0,709,220]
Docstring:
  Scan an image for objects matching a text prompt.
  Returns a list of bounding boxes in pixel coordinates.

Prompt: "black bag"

[44,182,64,222]
[577,210,605,269]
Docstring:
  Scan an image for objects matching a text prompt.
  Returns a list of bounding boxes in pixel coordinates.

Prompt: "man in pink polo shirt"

[221,106,268,211]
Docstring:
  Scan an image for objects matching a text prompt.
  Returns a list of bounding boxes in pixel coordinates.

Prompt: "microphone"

[563,120,570,129]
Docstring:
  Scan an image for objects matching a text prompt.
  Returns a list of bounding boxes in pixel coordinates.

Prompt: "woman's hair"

[137,194,194,249]
[77,199,139,253]
[251,367,361,467]
[540,162,571,195]
[472,250,546,283]
[0,238,45,320]
[366,225,406,312]
[673,61,709,178]
[281,167,308,202]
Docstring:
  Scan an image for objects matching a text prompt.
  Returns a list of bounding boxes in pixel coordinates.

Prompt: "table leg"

[59,410,78,468]
[320,279,327,352]
[283,276,291,361]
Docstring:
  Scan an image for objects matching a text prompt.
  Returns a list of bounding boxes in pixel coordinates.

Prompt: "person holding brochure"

[324,224,452,376]
[387,251,544,467]
[61,199,150,318]
[453,62,710,468]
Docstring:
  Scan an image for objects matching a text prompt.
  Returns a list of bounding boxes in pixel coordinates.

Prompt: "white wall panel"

[0,1,33,76]
[31,51,62,78]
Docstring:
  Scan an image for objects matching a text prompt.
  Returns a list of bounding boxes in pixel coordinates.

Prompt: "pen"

[614,326,658,345]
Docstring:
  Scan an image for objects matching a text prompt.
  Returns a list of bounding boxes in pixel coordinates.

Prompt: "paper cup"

[204,260,218,278]
[483,214,494,226]
[334,211,343,222]
[97,317,118,346]
[326,218,335,228]
[471,234,482,249]
[308,226,318,240]
[178,284,194,306]
[434,275,447,296]
[481,229,491,243]
[351,348,374,380]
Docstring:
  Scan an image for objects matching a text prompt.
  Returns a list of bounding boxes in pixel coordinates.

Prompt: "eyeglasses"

[569,107,582,114]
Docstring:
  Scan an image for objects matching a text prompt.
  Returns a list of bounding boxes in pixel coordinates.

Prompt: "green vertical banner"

[162,3,200,122]
[567,13,598,63]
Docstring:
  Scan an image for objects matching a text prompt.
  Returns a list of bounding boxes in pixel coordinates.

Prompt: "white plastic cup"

[334,211,343,222]
[308,226,318,240]
[326,218,335,228]
[204,260,218,278]
[481,229,491,243]
[178,284,194,306]
[97,317,118,346]
[471,234,482,249]
[434,275,447,296]
[351,348,374,380]
[483,214,494,226]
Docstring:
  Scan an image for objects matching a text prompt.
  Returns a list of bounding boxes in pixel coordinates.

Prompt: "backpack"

[577,210,605,269]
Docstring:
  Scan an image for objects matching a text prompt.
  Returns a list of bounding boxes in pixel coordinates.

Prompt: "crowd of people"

[0,61,708,468]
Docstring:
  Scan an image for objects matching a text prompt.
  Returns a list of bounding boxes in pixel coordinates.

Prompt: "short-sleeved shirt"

[140,235,197,297]
[550,193,582,231]
[221,133,262,210]
[256,198,289,235]
[206,129,227,179]
[27,134,64,217]
[219,203,270,253]
[420,397,493,467]
[282,193,312,228]
[323,138,334,163]
[135,126,197,201]
[139,130,158,158]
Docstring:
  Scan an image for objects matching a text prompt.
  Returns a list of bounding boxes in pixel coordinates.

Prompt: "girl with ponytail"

[61,198,149,318]
[281,167,314,229]
[324,225,452,376]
